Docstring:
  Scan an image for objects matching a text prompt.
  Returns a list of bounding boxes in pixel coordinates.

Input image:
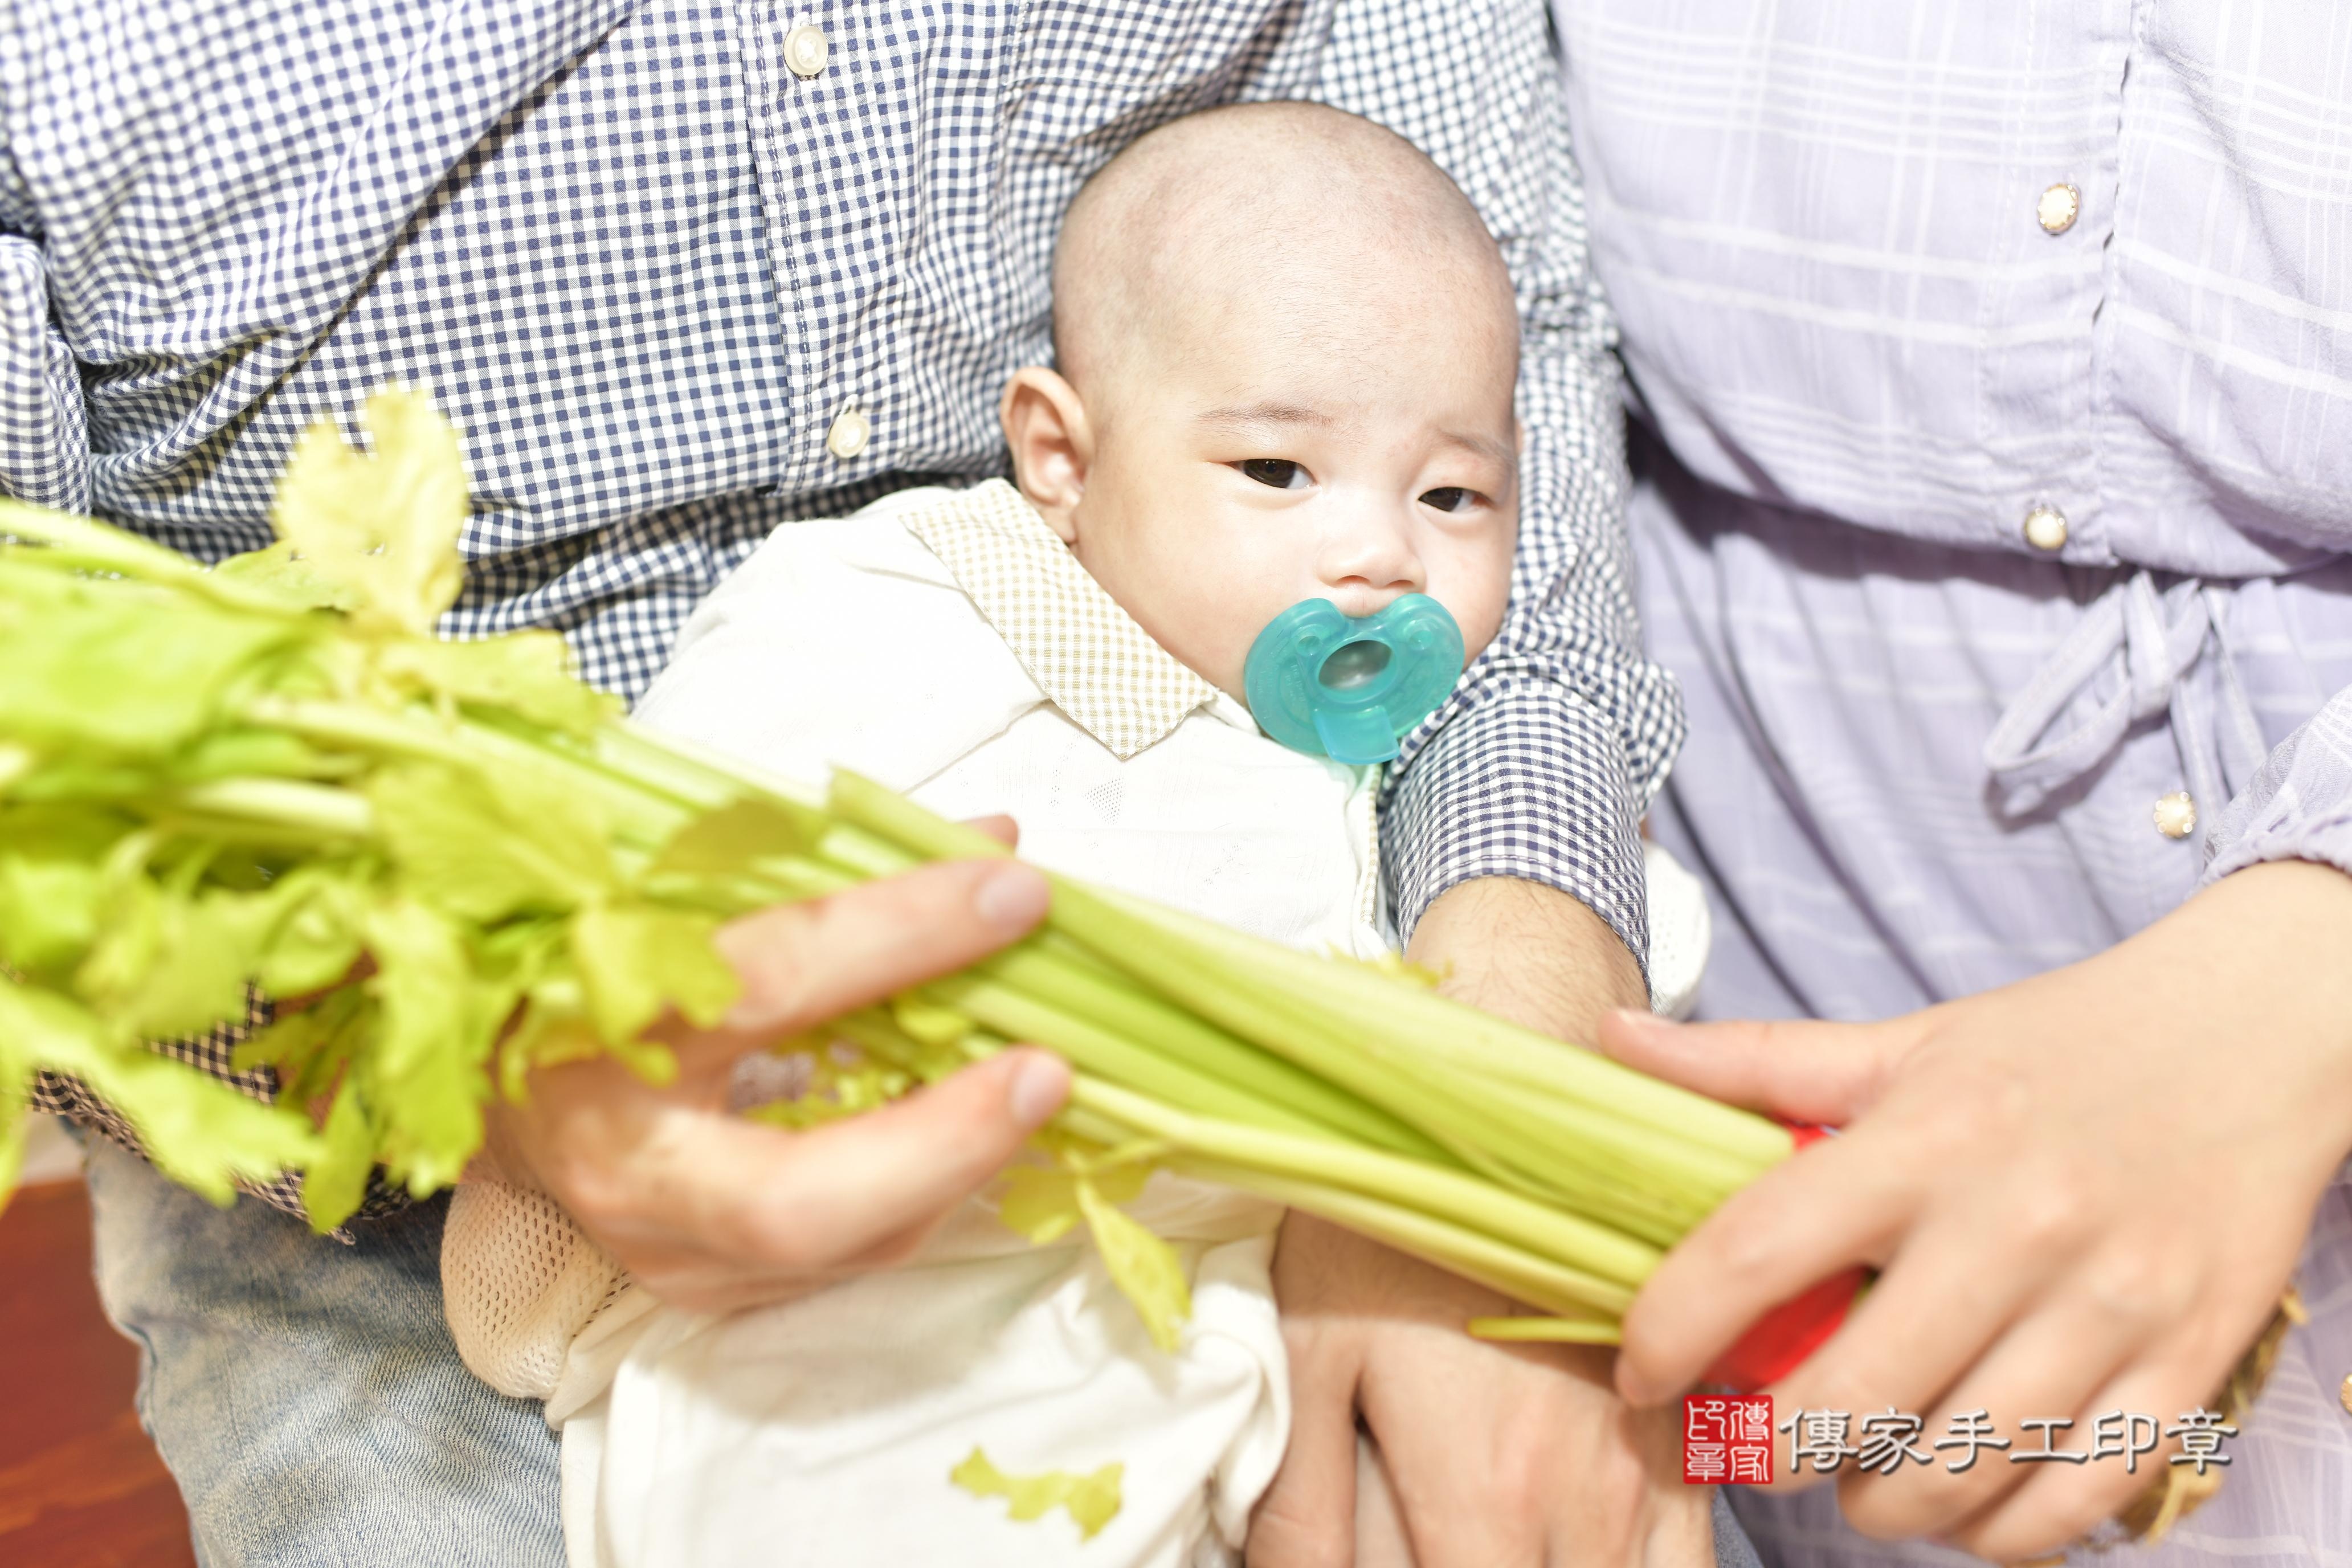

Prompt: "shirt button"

[826,401,870,461]
[2037,182,2081,235]
[785,23,830,80]
[2022,504,2068,552]
[2153,791,2196,840]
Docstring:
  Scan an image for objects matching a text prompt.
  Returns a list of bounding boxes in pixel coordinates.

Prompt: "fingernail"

[1006,1052,1071,1130]
[1609,1007,1672,1036]
[973,863,1050,934]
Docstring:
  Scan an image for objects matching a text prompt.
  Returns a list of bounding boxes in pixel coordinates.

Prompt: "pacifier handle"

[1242,594,1466,765]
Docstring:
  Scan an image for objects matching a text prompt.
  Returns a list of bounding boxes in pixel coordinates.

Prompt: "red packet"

[1701,1123,1869,1391]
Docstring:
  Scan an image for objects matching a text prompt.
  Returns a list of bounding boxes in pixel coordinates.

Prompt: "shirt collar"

[899,479,1241,758]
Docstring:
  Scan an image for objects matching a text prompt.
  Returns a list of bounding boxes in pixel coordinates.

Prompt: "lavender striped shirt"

[1553,3,2352,1562]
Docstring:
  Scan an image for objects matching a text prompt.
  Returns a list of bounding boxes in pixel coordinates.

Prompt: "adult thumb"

[701,1047,1071,1271]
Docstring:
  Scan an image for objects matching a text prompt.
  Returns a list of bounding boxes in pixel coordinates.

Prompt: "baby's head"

[1002,102,1520,706]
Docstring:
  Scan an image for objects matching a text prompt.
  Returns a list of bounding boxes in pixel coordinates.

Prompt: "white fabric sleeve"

[2205,683,2352,888]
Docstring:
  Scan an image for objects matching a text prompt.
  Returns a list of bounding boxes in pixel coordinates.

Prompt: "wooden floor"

[0,1181,198,1568]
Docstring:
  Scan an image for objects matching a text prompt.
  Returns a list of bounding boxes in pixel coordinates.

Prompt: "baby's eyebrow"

[1193,401,1335,434]
[1432,429,1515,470]
[1195,403,1513,472]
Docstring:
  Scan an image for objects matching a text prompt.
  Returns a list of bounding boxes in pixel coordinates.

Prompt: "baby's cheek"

[1195,594,1280,696]
[1433,573,1510,664]
[1450,530,1518,660]
[1127,573,1262,696]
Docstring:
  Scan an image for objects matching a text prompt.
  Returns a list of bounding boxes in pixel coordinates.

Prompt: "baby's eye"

[1238,459,1310,490]
[1420,487,1476,513]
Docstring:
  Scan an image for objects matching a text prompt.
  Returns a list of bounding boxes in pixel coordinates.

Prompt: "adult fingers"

[1762,1200,2085,1497]
[1828,1281,2141,1537]
[1908,1246,2280,1555]
[1616,1125,1917,1407]
[707,858,1050,1040]
[1363,1393,1547,1568]
[1248,1326,1363,1568]
[1946,1351,2214,1561]
[672,1046,1069,1274]
[1597,1010,1924,1129]
[1357,1336,1613,1568]
[1352,1435,1419,1568]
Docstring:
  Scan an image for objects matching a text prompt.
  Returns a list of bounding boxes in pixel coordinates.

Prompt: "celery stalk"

[1067,1076,1660,1289]
[164,778,375,839]
[829,769,1769,1241]
[1179,1159,1634,1320]
[919,972,1343,1140]
[970,944,1449,1161]
[1104,889,1793,1168]
[1465,1317,1623,1345]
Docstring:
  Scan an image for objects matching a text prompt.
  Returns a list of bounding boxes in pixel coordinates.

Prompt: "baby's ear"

[999,366,1092,544]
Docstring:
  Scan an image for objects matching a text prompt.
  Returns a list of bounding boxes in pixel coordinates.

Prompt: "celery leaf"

[250,865,371,999]
[212,540,357,613]
[1,981,317,1203]
[997,1152,1186,1350]
[270,385,469,637]
[376,634,617,736]
[303,1073,378,1232]
[570,902,740,1047]
[373,762,613,922]
[362,900,497,1197]
[949,1447,1123,1541]
[77,875,280,1040]
[997,1165,1084,1244]
[1075,1177,1191,1353]
[0,848,103,975]
[0,561,297,757]
[650,798,822,877]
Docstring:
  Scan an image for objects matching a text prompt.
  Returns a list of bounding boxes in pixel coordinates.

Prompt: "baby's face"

[1006,277,1520,707]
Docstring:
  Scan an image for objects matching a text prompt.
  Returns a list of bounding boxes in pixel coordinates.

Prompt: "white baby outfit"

[439,479,1708,1568]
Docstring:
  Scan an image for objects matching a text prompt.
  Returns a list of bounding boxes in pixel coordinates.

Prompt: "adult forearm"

[1407,873,1645,1045]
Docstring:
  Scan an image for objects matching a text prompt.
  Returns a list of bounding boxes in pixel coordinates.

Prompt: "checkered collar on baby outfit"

[897,479,1235,760]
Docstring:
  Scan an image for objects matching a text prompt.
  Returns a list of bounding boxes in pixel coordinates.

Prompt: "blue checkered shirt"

[6,0,1681,1206]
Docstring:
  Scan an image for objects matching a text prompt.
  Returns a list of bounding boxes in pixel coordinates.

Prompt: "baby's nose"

[1319,512,1426,616]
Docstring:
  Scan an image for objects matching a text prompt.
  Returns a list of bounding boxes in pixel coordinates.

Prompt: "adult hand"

[1601,859,2352,1559]
[476,850,1071,1314]
[1251,1212,1713,1568]
[1250,876,1714,1568]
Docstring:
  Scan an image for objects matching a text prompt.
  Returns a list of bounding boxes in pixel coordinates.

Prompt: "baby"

[443,101,1704,1568]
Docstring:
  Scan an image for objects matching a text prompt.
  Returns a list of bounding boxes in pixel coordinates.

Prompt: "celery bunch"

[0,389,1793,1347]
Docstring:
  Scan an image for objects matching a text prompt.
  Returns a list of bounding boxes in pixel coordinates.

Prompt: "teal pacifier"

[1242,594,1466,765]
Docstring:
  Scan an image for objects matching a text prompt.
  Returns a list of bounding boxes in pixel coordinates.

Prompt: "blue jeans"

[84,1133,564,1567]
[84,1129,1761,1567]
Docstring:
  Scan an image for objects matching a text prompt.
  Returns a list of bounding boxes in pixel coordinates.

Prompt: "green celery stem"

[1067,1075,1660,1289]
[1181,1158,1632,1320]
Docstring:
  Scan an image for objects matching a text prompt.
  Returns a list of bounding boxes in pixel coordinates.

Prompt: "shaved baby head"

[1051,102,1518,409]
[1000,100,1525,709]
